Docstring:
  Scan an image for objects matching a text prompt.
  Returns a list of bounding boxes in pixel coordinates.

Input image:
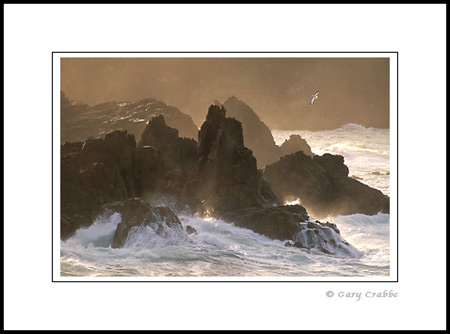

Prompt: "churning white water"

[60,124,390,278]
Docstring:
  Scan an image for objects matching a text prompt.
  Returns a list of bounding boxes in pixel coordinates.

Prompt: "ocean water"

[60,123,390,278]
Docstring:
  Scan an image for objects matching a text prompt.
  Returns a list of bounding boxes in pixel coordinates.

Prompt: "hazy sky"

[61,57,389,130]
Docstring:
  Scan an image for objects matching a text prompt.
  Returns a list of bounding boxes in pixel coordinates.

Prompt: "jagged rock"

[263,151,390,218]
[60,150,101,239]
[221,205,309,242]
[61,92,198,143]
[119,145,165,198]
[80,137,109,166]
[279,134,314,157]
[61,141,83,156]
[104,129,137,159]
[223,96,280,168]
[314,154,349,178]
[138,115,179,150]
[185,225,197,235]
[78,160,127,201]
[291,220,358,257]
[182,104,279,216]
[222,205,359,257]
[112,198,187,248]
[60,129,167,240]
[137,115,198,195]
[60,102,361,257]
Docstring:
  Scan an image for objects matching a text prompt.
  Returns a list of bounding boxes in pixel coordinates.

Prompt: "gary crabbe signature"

[326,290,398,301]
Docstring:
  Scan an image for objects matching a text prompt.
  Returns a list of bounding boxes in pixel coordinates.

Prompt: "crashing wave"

[290,220,362,258]
[123,220,191,248]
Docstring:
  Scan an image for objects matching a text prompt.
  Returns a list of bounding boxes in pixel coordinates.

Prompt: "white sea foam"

[123,223,191,248]
[63,212,122,248]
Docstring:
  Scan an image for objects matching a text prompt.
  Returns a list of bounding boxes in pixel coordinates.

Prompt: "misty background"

[61,57,389,130]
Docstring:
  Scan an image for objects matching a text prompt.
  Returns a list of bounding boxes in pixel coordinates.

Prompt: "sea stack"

[182,104,279,216]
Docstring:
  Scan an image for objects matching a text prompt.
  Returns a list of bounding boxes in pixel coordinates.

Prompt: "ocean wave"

[62,212,122,249]
[324,213,390,264]
[337,123,387,133]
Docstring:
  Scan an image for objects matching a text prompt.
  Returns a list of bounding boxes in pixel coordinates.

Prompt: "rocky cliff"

[61,91,198,143]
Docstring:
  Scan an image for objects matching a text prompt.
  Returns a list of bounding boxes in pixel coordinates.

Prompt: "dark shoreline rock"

[137,115,198,196]
[263,151,390,218]
[60,101,365,257]
[112,198,188,248]
[221,205,359,257]
[185,225,197,235]
[181,104,280,216]
[60,128,165,240]
[279,134,314,158]
[221,205,309,242]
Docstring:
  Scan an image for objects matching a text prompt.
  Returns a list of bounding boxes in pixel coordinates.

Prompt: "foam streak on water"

[60,124,390,278]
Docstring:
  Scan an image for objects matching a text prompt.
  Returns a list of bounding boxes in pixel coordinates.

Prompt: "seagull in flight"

[310,91,320,105]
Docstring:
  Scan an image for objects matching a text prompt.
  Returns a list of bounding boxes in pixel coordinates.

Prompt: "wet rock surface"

[263,151,390,218]
[137,115,198,195]
[112,198,188,248]
[181,104,279,216]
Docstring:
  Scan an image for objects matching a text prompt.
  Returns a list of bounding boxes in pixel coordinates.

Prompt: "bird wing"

[310,91,319,105]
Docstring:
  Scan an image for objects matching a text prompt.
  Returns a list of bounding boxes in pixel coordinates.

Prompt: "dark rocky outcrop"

[182,104,279,216]
[222,205,309,242]
[61,141,83,156]
[60,102,363,256]
[174,104,355,256]
[185,225,197,235]
[263,151,390,218]
[222,205,359,257]
[61,115,199,240]
[118,145,166,198]
[222,96,314,167]
[60,129,166,239]
[137,115,198,195]
[112,198,188,248]
[223,96,280,168]
[279,134,314,157]
[61,92,198,143]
